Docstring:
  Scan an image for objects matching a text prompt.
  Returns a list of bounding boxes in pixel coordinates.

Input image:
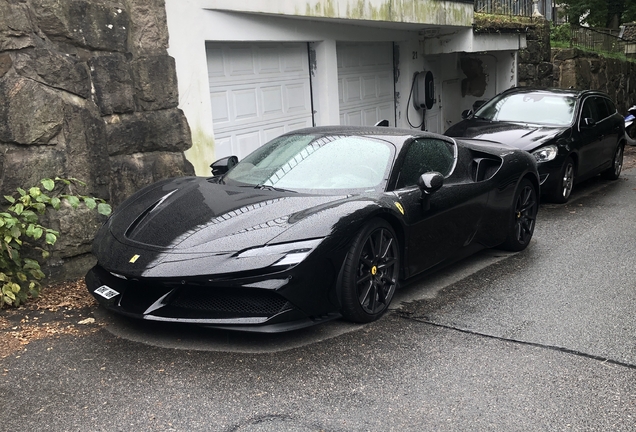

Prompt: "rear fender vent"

[471,157,502,182]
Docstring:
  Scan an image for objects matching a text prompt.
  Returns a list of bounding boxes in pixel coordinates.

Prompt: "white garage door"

[337,42,395,127]
[206,43,314,159]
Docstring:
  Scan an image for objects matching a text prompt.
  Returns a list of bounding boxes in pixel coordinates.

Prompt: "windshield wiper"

[254,184,297,193]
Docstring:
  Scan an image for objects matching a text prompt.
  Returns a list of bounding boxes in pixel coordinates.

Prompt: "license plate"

[94,285,120,299]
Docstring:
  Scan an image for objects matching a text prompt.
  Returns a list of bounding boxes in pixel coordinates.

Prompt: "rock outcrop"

[0,0,194,280]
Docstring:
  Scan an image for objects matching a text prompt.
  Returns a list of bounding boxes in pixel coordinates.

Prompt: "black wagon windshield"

[223,134,395,193]
[475,92,577,126]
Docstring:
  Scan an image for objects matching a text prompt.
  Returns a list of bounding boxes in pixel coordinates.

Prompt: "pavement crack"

[400,314,636,370]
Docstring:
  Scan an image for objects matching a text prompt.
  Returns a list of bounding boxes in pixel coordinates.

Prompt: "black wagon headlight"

[532,145,558,163]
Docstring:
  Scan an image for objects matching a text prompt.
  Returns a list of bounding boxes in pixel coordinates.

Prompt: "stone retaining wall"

[517,18,636,112]
[0,0,194,280]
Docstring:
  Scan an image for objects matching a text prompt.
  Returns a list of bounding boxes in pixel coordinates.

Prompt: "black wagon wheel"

[549,156,575,203]
[601,143,624,180]
[499,178,538,252]
[340,219,400,323]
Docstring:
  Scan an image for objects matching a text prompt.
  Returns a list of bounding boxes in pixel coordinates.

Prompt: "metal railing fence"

[474,0,535,17]
[569,27,626,54]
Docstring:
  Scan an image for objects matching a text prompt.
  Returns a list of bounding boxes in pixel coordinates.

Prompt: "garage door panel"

[236,130,261,156]
[338,42,395,127]
[233,89,258,120]
[261,85,284,116]
[378,104,394,122]
[282,46,307,72]
[263,125,287,143]
[377,74,393,97]
[345,111,362,126]
[210,91,230,123]
[207,42,313,159]
[286,83,310,112]
[363,108,378,125]
[228,47,257,77]
[214,136,233,161]
[258,47,282,73]
[362,76,377,99]
[207,48,225,77]
[343,77,361,103]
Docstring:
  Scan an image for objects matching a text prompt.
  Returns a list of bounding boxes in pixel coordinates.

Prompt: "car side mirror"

[418,172,443,212]
[418,172,444,195]
[461,109,472,120]
[210,156,238,176]
[582,117,596,128]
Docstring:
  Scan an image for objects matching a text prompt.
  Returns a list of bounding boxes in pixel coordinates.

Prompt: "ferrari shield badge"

[129,254,140,263]
[394,202,404,215]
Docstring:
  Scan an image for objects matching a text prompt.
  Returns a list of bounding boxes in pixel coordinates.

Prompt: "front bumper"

[86,263,340,333]
[536,155,566,196]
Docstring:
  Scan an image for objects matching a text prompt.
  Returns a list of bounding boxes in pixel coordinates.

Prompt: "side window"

[603,97,616,115]
[580,98,598,125]
[396,139,455,188]
[594,97,610,120]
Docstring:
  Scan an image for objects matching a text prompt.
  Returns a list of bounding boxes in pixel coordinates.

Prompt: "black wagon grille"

[170,287,291,317]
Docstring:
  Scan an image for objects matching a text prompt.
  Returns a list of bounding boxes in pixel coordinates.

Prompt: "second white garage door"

[206,43,314,159]
[337,42,395,127]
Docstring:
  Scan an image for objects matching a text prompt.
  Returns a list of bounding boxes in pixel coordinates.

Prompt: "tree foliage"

[560,0,636,29]
[0,178,111,308]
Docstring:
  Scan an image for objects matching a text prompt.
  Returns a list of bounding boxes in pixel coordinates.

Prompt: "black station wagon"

[445,88,625,203]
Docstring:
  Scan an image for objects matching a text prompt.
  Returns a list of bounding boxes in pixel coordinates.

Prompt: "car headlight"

[237,238,323,266]
[532,145,558,163]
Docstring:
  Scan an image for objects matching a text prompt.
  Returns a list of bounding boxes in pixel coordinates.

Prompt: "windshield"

[223,134,395,193]
[475,92,577,126]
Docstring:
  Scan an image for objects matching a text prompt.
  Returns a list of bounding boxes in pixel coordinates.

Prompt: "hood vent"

[125,190,178,240]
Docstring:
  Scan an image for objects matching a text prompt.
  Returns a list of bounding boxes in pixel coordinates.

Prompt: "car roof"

[284,125,454,143]
[499,87,610,99]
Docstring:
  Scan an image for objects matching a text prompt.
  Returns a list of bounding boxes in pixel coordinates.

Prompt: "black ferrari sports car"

[86,126,539,332]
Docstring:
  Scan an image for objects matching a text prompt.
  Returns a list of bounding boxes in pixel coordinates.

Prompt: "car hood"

[446,120,569,151]
[94,177,379,276]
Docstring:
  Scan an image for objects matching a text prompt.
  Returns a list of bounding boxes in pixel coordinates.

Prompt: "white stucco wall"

[165,0,523,173]
[198,0,474,27]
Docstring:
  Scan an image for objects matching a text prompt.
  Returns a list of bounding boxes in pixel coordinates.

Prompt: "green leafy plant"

[0,178,111,308]
[550,23,572,45]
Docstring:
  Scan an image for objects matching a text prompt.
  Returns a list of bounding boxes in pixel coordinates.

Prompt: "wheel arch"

[333,211,406,304]
[522,171,540,197]
[374,211,407,279]
[567,151,579,175]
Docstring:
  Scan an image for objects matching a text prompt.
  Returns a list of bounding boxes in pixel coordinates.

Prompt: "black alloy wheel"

[549,156,575,203]
[500,178,538,252]
[340,219,400,323]
[601,144,624,180]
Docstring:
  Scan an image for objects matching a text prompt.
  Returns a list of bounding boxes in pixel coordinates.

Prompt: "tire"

[499,179,538,252]
[548,156,575,203]
[601,143,624,180]
[340,219,400,323]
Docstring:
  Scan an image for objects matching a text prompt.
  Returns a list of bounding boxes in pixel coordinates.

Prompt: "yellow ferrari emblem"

[395,202,404,215]
[129,254,140,263]
[371,266,377,275]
